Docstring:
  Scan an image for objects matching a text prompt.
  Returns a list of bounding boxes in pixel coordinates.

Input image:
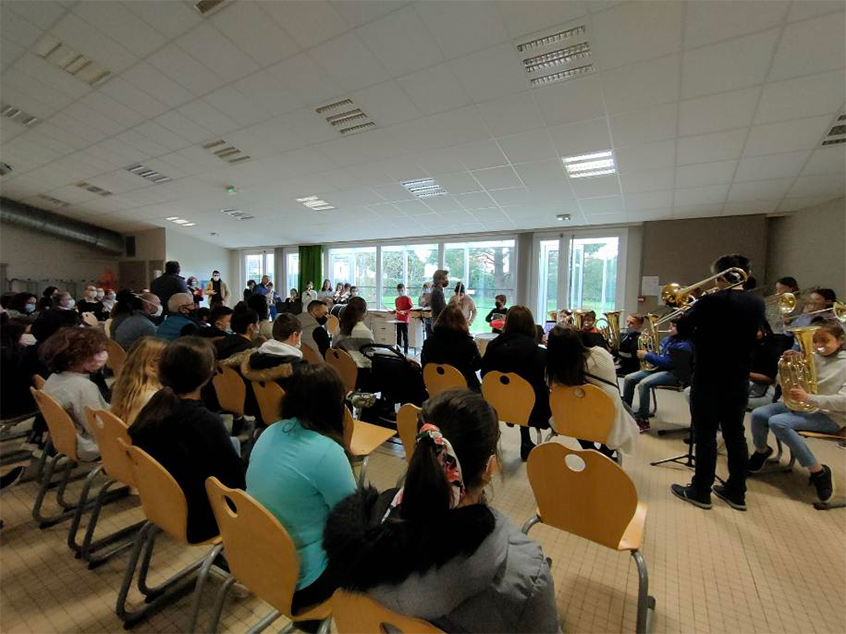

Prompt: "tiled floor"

[1,390,845,633]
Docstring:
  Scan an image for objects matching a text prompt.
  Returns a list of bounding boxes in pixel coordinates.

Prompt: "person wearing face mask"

[156,293,201,341]
[101,290,117,314]
[151,261,189,314]
[41,328,110,461]
[238,314,308,404]
[55,292,76,311]
[484,294,508,334]
[186,277,203,306]
[430,270,449,325]
[78,285,106,321]
[215,307,260,361]
[7,293,38,323]
[204,270,230,308]
[198,305,234,339]
[115,293,162,351]
[302,281,318,308]
[298,300,330,361]
[393,284,413,355]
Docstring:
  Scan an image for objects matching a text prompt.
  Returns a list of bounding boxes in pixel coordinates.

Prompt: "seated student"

[243,279,257,302]
[332,296,375,370]
[115,293,162,351]
[790,287,837,329]
[302,281,318,307]
[547,325,638,460]
[77,285,106,321]
[324,389,560,633]
[769,276,801,336]
[485,294,508,334]
[110,338,166,426]
[749,320,845,503]
[247,293,273,341]
[623,319,692,432]
[198,305,233,339]
[421,305,482,391]
[333,282,346,304]
[37,286,60,312]
[215,307,259,360]
[747,320,781,410]
[41,328,110,461]
[392,284,413,355]
[247,364,356,613]
[481,306,550,460]
[195,307,211,325]
[615,313,644,376]
[101,289,117,315]
[156,293,201,341]
[281,288,302,315]
[129,337,245,543]
[238,314,307,390]
[317,279,334,304]
[7,292,38,322]
[298,300,330,360]
[581,310,600,334]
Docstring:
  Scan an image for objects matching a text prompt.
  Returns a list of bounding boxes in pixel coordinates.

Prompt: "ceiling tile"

[801,145,846,176]
[477,92,545,137]
[177,100,240,136]
[394,199,432,216]
[78,91,146,129]
[204,86,271,128]
[12,54,90,101]
[787,0,845,22]
[177,23,260,84]
[675,160,738,188]
[513,158,568,187]
[413,149,466,176]
[628,208,673,222]
[677,129,748,165]
[769,12,846,81]
[397,63,473,115]
[777,196,832,212]
[209,1,301,67]
[615,139,676,172]
[549,117,612,158]
[148,44,226,97]
[436,171,483,195]
[357,6,443,77]
[722,200,781,215]
[674,184,729,206]
[449,43,528,103]
[51,12,137,72]
[331,1,406,28]
[5,0,67,30]
[624,189,673,211]
[99,77,169,119]
[619,167,675,194]
[0,7,43,49]
[351,80,423,126]
[591,1,683,70]
[727,178,794,202]
[609,103,677,148]
[267,53,346,107]
[672,203,725,218]
[600,53,681,115]
[487,187,532,207]
[735,150,811,182]
[453,141,509,171]
[497,129,557,164]
[743,114,832,157]
[232,71,305,119]
[1,37,26,72]
[422,195,464,214]
[534,74,605,127]
[787,172,846,198]
[495,0,588,39]
[121,62,195,108]
[72,0,167,58]
[579,195,624,214]
[455,191,497,210]
[570,174,621,199]
[121,0,202,40]
[678,86,761,137]
[262,0,350,49]
[683,0,788,49]
[471,165,522,190]
[308,32,391,93]
[154,111,212,145]
[415,1,509,59]
[754,69,846,124]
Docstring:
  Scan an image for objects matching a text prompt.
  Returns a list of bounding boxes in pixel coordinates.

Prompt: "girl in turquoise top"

[246,364,356,613]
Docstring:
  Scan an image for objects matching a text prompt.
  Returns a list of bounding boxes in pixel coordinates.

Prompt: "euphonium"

[637,314,660,370]
[572,309,587,330]
[600,310,623,350]
[779,326,820,413]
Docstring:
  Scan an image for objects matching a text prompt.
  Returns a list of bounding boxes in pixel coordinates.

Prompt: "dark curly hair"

[40,327,107,373]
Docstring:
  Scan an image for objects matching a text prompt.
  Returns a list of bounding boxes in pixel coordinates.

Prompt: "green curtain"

[299,245,323,293]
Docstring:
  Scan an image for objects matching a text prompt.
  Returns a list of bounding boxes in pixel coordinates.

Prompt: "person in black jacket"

[484,294,508,334]
[421,304,481,391]
[214,307,259,360]
[150,261,189,314]
[481,306,550,460]
[615,313,644,376]
[129,337,245,544]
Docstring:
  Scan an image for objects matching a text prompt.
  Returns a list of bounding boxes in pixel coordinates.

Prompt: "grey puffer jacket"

[324,487,561,633]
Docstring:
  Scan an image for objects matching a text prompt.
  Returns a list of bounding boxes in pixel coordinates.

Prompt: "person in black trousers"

[671,254,764,512]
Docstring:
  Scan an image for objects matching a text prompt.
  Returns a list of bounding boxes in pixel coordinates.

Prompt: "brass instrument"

[779,326,820,413]
[598,310,623,350]
[785,301,846,324]
[660,267,749,308]
[636,313,660,370]
[765,291,798,315]
[572,309,587,330]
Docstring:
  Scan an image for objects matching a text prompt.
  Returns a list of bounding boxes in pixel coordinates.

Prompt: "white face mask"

[96,291,104,299]
[87,291,97,299]
[212,275,220,281]
[398,290,406,296]
[153,305,163,317]
[65,298,75,309]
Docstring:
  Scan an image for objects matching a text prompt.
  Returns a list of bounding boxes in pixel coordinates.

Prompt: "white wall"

[165,228,231,288]
[766,197,846,298]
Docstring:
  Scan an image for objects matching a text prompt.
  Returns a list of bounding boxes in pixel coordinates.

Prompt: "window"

[380,244,438,309]
[568,237,618,314]
[538,239,559,322]
[244,252,274,285]
[285,252,299,295]
[327,246,377,305]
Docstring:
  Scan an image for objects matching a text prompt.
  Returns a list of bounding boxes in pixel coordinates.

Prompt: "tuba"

[779,326,820,413]
[598,310,623,350]
[637,314,660,370]
[571,309,587,330]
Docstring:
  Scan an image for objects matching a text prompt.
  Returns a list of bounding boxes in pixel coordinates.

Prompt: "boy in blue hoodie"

[623,319,692,431]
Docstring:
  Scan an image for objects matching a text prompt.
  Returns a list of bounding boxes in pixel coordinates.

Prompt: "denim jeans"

[623,369,679,418]
[746,385,775,411]
[750,401,840,468]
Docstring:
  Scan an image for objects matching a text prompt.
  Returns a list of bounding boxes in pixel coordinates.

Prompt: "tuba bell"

[571,309,587,330]
[636,313,660,370]
[599,310,623,350]
[779,325,820,413]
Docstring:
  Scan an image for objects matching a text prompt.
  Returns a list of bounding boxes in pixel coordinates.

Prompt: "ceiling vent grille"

[202,139,251,164]
[33,35,111,87]
[126,164,171,183]
[821,114,846,147]
[221,208,255,221]
[517,24,594,87]
[38,194,71,207]
[402,177,447,199]
[76,182,113,197]
[315,98,376,136]
[0,103,39,127]
[194,0,228,16]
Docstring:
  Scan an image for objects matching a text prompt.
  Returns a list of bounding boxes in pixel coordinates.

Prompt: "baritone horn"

[636,313,660,370]
[779,326,820,413]
[598,310,623,350]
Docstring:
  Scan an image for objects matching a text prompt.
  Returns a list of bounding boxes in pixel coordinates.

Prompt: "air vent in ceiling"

[221,208,255,221]
[517,24,594,87]
[202,139,251,164]
[126,164,171,184]
[38,194,71,207]
[33,35,111,87]
[1,103,39,127]
[821,113,846,147]
[194,0,228,16]
[315,98,376,136]
[76,182,113,197]
[402,177,447,199]
[0,162,12,176]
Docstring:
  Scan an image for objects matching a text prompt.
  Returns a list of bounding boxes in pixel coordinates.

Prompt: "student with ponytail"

[129,337,245,543]
[324,389,560,633]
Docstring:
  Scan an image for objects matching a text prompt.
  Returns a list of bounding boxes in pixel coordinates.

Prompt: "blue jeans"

[750,402,840,468]
[623,369,679,419]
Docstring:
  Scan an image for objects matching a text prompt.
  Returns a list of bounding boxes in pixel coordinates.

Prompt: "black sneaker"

[809,465,835,503]
[748,446,774,473]
[671,483,712,509]
[713,485,747,511]
[636,417,651,434]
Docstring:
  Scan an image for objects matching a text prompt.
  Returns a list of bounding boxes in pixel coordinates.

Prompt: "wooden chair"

[423,363,467,398]
[103,318,113,339]
[252,380,285,426]
[482,371,542,445]
[326,348,358,394]
[301,343,323,364]
[343,407,397,487]
[326,314,340,336]
[396,403,421,463]
[550,384,620,463]
[116,441,223,629]
[522,443,655,634]
[332,590,444,634]
[106,338,127,378]
[33,374,46,390]
[195,478,333,634]
[212,363,247,418]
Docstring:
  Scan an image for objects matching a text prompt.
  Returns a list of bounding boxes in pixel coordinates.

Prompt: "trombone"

[651,267,750,327]
[784,301,846,324]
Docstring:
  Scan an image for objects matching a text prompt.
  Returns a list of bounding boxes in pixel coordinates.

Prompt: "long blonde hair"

[110,337,167,425]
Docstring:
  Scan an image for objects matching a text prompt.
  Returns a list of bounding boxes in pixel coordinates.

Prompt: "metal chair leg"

[521,514,540,535]
[115,522,156,623]
[631,549,656,634]
[205,574,235,634]
[357,455,370,488]
[535,428,543,445]
[32,455,81,528]
[188,543,224,634]
[247,610,283,634]
[67,466,103,553]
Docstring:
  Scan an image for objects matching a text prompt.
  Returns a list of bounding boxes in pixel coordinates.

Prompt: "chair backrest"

[106,338,127,377]
[32,374,46,390]
[342,406,355,451]
[301,343,323,364]
[549,383,615,445]
[423,363,466,397]
[326,314,340,336]
[527,442,638,549]
[481,371,535,427]
[326,348,358,393]
[30,387,78,461]
[332,590,445,634]
[212,363,247,416]
[396,403,420,463]
[121,439,189,542]
[103,318,113,339]
[85,408,135,486]
[252,381,285,426]
[205,477,301,617]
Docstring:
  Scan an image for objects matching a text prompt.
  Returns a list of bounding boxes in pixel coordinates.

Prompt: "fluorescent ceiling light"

[172,219,189,224]
[165,216,179,221]
[562,151,616,180]
[523,42,591,74]
[517,26,586,52]
[183,223,196,227]
[569,169,617,179]
[530,64,593,86]
[402,177,447,199]
[296,196,335,211]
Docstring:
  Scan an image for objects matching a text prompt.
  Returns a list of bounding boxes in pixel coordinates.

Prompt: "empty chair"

[252,380,285,426]
[332,590,444,634]
[212,363,247,418]
[301,343,323,365]
[343,407,397,487]
[522,443,655,634]
[106,338,127,377]
[325,348,358,394]
[326,314,340,337]
[423,363,466,398]
[481,371,542,445]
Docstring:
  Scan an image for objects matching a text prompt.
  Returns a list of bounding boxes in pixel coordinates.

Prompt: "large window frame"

[243,250,275,285]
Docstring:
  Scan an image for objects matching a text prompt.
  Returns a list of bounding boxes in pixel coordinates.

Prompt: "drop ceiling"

[0,0,843,249]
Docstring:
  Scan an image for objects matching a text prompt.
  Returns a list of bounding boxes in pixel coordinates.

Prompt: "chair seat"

[652,385,683,392]
[291,599,332,622]
[617,502,647,552]
[350,421,396,457]
[798,427,846,440]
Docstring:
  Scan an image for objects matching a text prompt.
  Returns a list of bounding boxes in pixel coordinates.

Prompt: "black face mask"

[316,315,328,325]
